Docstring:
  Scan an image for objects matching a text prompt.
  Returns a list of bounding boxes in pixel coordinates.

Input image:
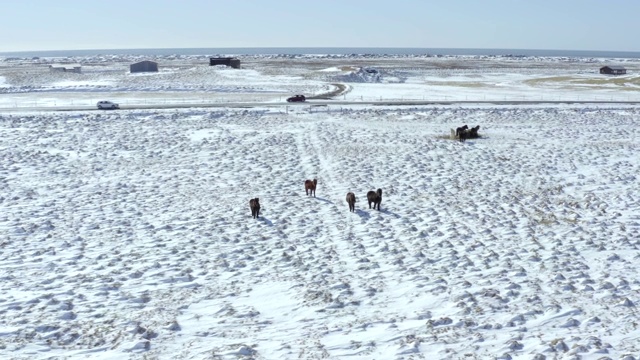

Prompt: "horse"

[456,125,469,142]
[249,198,260,219]
[367,188,382,210]
[468,125,480,138]
[305,179,317,197]
[346,192,356,212]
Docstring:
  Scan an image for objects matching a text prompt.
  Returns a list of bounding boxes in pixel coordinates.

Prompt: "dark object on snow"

[600,66,626,75]
[130,60,158,73]
[287,95,306,102]
[452,125,481,141]
[456,125,469,142]
[210,57,241,68]
[367,189,382,210]
[304,179,317,197]
[346,192,356,212]
[249,198,261,219]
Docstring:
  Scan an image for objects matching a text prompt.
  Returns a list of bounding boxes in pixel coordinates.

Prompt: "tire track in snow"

[289,118,374,346]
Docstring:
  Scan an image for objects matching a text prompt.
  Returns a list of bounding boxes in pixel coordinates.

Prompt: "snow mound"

[335,67,381,83]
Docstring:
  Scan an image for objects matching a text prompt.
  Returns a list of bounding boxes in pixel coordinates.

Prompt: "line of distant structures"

[48,57,242,74]
[47,60,626,76]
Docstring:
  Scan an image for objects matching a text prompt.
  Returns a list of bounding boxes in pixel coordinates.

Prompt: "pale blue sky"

[2,0,639,52]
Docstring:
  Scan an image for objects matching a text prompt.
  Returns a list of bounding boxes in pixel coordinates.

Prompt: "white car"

[97,101,120,110]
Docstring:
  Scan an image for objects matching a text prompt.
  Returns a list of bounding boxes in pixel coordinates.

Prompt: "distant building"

[49,64,82,73]
[209,57,241,69]
[600,66,626,75]
[130,60,158,73]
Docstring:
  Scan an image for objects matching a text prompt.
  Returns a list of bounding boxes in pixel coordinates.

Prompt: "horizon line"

[2,46,640,55]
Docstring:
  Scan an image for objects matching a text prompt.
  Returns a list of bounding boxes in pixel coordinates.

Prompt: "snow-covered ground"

[1,54,640,359]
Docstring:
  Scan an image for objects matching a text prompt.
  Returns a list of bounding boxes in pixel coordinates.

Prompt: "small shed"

[209,57,241,69]
[130,60,158,73]
[600,66,626,75]
[49,64,82,73]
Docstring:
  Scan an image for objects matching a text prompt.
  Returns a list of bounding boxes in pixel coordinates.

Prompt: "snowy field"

[1,54,640,359]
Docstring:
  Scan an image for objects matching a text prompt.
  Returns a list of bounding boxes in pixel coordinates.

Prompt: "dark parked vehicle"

[287,95,306,102]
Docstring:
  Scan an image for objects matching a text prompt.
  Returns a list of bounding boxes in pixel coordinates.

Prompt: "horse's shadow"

[356,207,401,219]
[355,209,371,219]
[257,216,274,226]
[314,197,333,204]
[380,208,401,219]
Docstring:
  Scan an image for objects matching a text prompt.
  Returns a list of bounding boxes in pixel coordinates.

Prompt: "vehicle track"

[308,83,350,100]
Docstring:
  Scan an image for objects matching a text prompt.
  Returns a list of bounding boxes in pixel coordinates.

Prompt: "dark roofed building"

[130,60,158,73]
[600,66,626,75]
[209,57,241,69]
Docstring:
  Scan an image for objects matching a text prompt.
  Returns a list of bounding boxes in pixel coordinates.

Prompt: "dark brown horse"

[468,125,480,138]
[456,125,469,142]
[367,189,382,210]
[346,192,356,212]
[304,179,317,197]
[249,198,260,219]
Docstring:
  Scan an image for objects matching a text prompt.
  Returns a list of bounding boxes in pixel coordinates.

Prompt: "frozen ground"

[0,55,640,359]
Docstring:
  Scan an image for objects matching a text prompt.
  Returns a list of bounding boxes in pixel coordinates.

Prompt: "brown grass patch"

[525,75,640,88]
[435,134,483,141]
[339,66,358,72]
[424,81,492,88]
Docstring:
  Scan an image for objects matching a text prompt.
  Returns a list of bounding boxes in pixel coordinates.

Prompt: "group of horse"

[348,188,383,213]
[454,124,481,142]
[249,178,383,219]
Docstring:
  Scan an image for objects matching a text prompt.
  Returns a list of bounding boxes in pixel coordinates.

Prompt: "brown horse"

[249,198,260,219]
[304,179,317,197]
[346,192,356,212]
[367,189,382,210]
